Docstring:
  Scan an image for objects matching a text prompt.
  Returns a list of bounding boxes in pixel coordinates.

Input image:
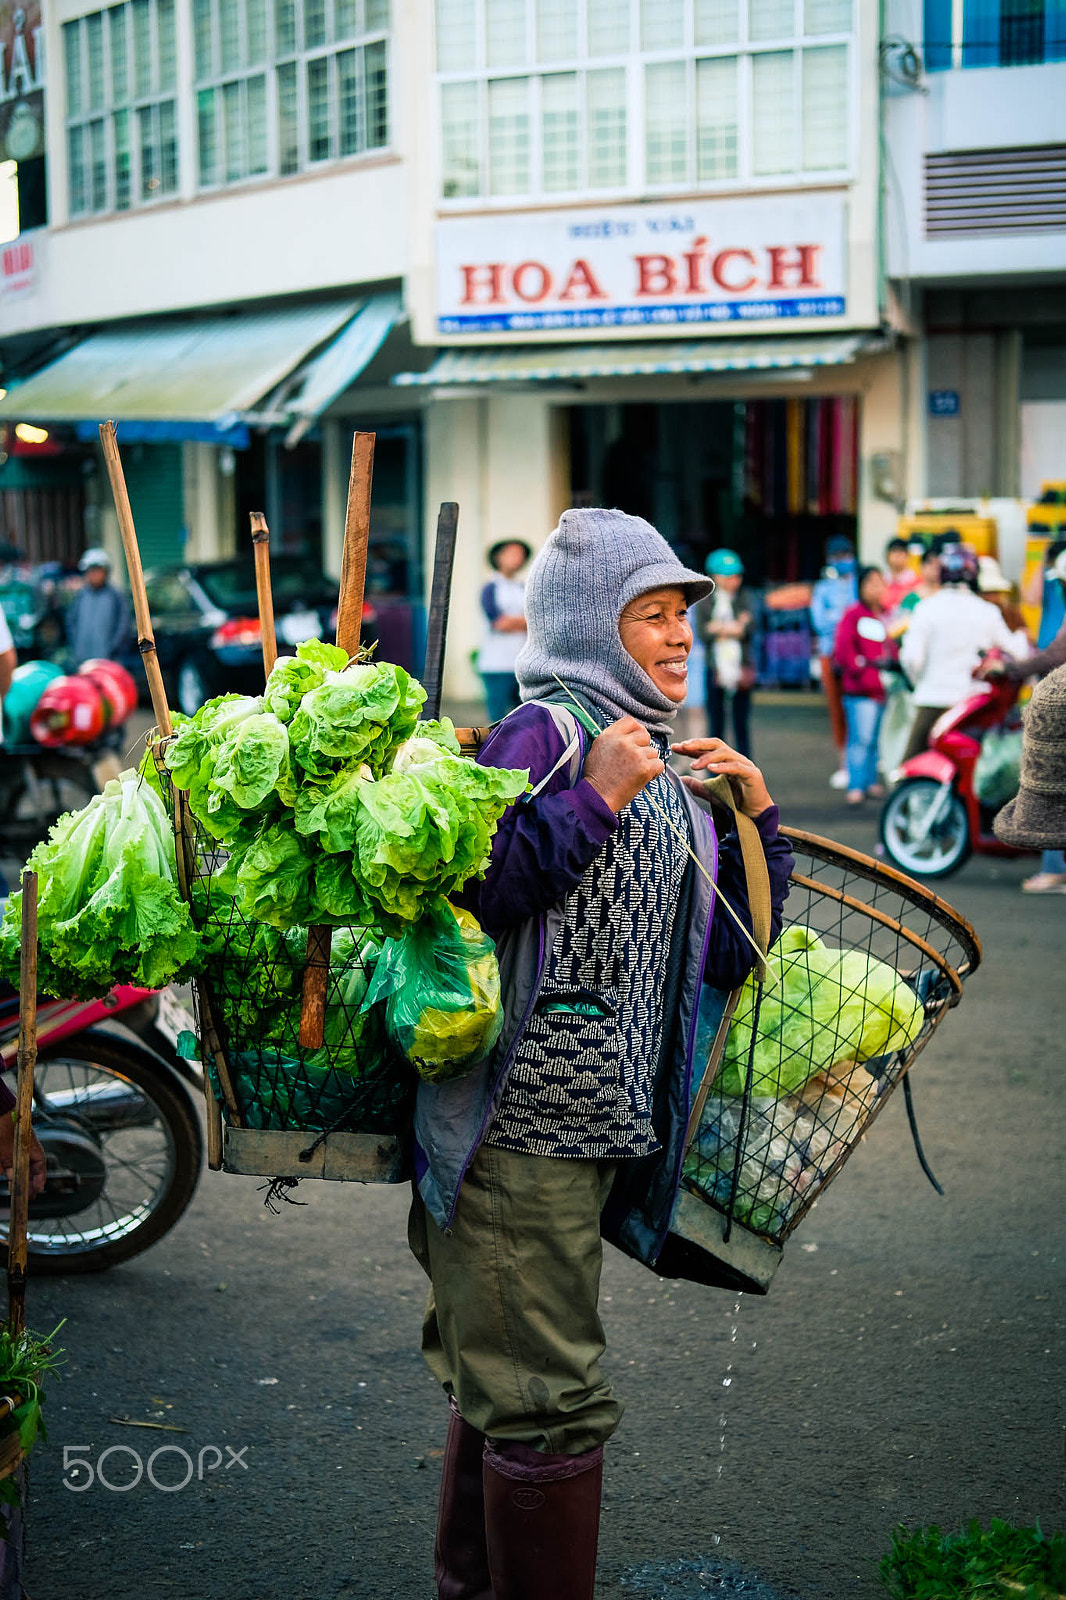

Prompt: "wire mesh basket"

[160,762,416,1184]
[668,827,981,1294]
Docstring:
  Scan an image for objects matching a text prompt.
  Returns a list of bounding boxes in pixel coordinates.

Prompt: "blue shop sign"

[929,390,960,416]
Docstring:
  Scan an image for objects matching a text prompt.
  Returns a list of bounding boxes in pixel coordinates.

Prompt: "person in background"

[810,534,859,789]
[978,546,1066,893]
[833,566,896,805]
[1022,538,1066,652]
[477,539,531,724]
[882,537,919,612]
[0,603,14,708]
[700,548,757,757]
[896,548,942,618]
[65,549,132,669]
[899,546,1026,763]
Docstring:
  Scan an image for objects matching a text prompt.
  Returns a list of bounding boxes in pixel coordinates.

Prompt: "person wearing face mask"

[408,508,793,1600]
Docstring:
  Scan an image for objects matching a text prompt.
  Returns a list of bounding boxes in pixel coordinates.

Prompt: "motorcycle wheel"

[879,778,972,879]
[0,1030,204,1274]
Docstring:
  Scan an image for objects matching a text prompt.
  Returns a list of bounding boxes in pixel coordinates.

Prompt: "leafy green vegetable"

[0,773,200,998]
[880,1519,1066,1599]
[263,639,350,723]
[230,819,318,930]
[163,695,295,841]
[349,754,528,923]
[365,900,503,1081]
[719,925,925,1098]
[288,661,425,780]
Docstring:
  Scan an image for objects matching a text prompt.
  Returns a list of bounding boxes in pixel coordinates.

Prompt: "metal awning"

[0,296,400,439]
[282,290,402,447]
[393,333,884,387]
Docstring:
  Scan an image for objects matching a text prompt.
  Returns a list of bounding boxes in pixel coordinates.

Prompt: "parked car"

[125,556,377,716]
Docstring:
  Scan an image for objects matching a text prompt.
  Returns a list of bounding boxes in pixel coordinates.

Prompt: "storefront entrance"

[568,396,859,582]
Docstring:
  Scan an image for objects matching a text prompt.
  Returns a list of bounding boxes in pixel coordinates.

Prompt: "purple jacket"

[414,701,793,1267]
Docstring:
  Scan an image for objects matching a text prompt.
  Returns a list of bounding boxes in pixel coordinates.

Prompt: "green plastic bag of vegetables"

[364,900,503,1082]
[718,925,924,1098]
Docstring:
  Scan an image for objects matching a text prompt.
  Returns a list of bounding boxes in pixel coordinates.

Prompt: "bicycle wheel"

[0,1030,204,1273]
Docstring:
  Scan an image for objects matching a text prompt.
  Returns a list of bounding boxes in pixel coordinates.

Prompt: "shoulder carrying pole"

[299,431,375,1050]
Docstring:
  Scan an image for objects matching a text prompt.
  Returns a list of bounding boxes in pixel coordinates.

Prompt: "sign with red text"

[436,195,848,337]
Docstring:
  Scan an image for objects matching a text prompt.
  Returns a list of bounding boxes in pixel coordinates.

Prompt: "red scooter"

[0,983,203,1272]
[878,666,1032,878]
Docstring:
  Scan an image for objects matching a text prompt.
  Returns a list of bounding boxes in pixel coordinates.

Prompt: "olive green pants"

[408,1143,622,1456]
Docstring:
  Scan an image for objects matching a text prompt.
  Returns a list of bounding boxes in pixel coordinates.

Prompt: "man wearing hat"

[66,548,132,670]
[993,665,1066,872]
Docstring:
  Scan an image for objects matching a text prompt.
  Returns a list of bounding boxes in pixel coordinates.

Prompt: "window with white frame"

[64,0,179,215]
[436,0,851,200]
[194,0,389,186]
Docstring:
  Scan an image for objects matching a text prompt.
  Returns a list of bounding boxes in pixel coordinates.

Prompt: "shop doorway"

[567,396,858,582]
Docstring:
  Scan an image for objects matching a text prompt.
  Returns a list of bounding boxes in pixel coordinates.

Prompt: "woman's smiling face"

[617,586,692,703]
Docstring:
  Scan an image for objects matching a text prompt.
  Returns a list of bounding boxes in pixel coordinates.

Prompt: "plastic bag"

[973,725,1023,807]
[364,900,504,1082]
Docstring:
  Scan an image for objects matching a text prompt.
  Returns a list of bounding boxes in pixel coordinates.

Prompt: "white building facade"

[1,0,910,696]
[883,0,1066,572]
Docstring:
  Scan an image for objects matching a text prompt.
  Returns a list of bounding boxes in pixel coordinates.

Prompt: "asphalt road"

[21,694,1065,1600]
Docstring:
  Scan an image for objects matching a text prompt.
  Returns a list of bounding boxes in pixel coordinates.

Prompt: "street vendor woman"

[408,508,794,1600]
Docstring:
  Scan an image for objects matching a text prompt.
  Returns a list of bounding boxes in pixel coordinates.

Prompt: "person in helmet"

[699,548,757,757]
[65,548,132,670]
[898,545,1027,763]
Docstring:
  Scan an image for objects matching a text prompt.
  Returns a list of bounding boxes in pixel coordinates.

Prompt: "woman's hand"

[670,738,774,818]
[585,717,665,813]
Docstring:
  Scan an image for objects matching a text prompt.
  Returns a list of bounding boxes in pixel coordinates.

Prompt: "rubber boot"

[435,1399,493,1600]
[482,1440,603,1600]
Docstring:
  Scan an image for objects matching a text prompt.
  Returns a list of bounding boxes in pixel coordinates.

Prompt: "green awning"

[392,333,884,387]
[0,301,365,430]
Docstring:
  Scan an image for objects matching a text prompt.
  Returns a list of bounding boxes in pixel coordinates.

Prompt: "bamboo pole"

[8,873,38,1338]
[298,431,375,1050]
[101,422,241,1135]
[422,503,459,722]
[98,421,172,738]
[250,512,278,678]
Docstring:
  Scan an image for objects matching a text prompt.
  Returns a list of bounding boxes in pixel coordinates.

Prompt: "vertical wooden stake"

[422,503,459,723]
[98,421,173,737]
[250,512,278,679]
[298,431,376,1051]
[8,873,38,1338]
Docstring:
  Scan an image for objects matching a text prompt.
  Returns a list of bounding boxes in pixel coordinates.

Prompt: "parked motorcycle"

[878,668,1031,878]
[0,984,203,1273]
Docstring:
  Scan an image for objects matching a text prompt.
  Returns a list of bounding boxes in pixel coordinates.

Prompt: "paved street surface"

[23,693,1064,1600]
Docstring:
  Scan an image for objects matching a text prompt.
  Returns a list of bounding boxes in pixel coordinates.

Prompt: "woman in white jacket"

[900,546,1027,762]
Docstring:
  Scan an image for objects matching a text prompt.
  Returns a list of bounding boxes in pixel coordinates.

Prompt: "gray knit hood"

[515,508,714,734]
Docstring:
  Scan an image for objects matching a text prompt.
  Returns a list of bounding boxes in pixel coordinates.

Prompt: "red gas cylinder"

[30,675,108,746]
[78,658,139,725]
